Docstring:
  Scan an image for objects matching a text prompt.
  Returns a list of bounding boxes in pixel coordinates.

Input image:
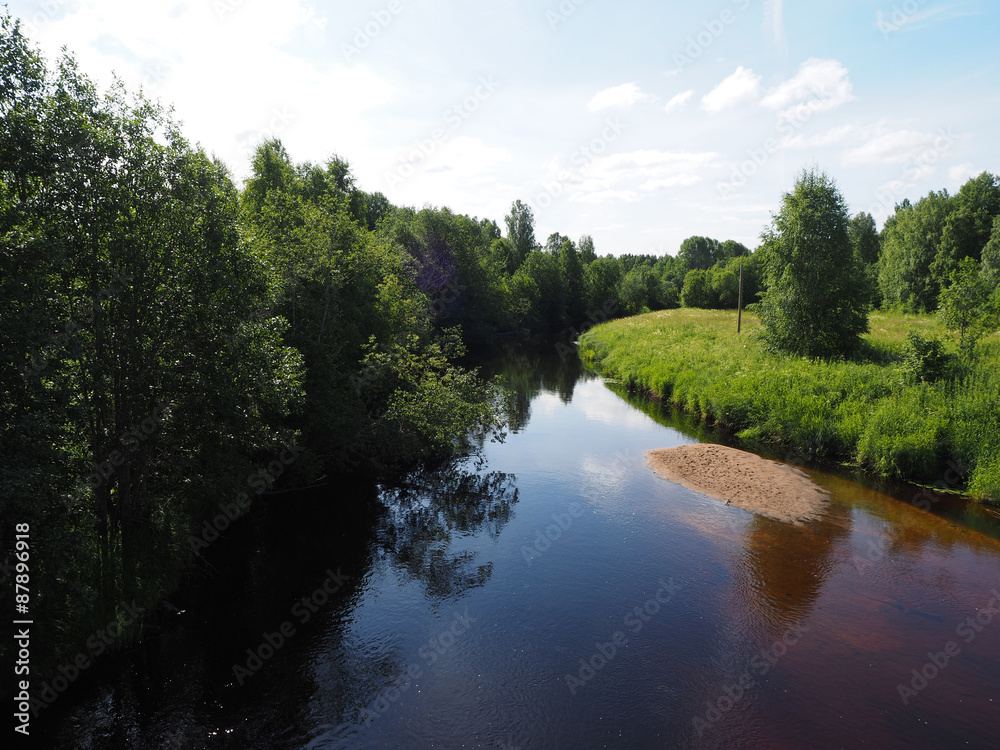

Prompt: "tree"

[544,232,572,255]
[584,257,622,313]
[755,168,871,357]
[677,235,720,271]
[982,215,1000,290]
[849,211,881,307]
[680,270,713,308]
[718,239,750,264]
[849,212,880,266]
[938,257,998,361]
[619,266,657,315]
[578,235,597,264]
[504,199,536,268]
[878,191,953,311]
[559,240,585,322]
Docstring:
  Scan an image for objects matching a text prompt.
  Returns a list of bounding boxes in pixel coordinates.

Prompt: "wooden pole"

[737,262,744,334]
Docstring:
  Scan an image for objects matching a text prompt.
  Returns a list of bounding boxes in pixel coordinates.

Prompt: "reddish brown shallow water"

[33,346,1000,749]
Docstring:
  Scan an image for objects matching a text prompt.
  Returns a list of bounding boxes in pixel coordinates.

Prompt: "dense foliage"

[754,169,871,357]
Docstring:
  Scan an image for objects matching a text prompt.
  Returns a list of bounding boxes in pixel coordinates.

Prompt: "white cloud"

[587,82,651,112]
[948,162,978,186]
[579,149,721,195]
[27,2,390,183]
[701,67,761,113]
[664,90,694,112]
[572,190,642,204]
[843,129,952,167]
[760,58,854,120]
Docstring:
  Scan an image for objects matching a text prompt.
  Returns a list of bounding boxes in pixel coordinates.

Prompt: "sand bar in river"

[646,443,829,525]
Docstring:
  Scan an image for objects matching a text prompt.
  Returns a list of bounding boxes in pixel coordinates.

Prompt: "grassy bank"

[578,309,1000,504]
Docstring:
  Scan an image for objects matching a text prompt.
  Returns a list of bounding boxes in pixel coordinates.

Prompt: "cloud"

[24,2,393,184]
[843,129,954,167]
[572,190,642,204]
[760,58,854,120]
[701,67,761,113]
[948,162,978,186]
[587,83,651,112]
[578,149,721,195]
[664,90,694,112]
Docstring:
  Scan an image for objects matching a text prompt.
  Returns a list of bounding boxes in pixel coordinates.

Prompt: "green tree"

[718,239,750,264]
[938,257,998,361]
[878,191,953,310]
[680,269,713,308]
[982,215,1000,290]
[578,235,597,264]
[849,211,881,307]
[559,239,585,322]
[755,168,870,356]
[620,266,657,315]
[584,256,622,313]
[504,199,536,268]
[677,235,720,271]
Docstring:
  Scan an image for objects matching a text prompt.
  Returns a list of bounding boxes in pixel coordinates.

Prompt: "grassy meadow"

[578,309,1000,504]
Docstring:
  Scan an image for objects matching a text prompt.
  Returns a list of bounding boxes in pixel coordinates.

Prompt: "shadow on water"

[35,454,519,749]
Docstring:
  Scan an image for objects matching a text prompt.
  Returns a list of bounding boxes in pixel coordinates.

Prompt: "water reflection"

[732,509,851,636]
[376,462,519,599]
[472,339,593,432]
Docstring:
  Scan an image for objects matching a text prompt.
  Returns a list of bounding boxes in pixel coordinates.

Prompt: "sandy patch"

[646,444,828,525]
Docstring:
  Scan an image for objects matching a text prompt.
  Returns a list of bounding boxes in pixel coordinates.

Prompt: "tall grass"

[578,309,1000,504]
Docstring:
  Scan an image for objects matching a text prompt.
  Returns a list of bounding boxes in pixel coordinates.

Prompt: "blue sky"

[8,0,999,256]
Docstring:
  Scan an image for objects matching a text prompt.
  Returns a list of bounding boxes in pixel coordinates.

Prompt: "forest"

[3,13,1000,691]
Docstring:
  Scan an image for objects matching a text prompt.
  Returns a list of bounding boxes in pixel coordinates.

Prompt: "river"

[34,341,1000,749]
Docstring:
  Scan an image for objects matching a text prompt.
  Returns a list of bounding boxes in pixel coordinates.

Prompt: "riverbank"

[578,309,1000,505]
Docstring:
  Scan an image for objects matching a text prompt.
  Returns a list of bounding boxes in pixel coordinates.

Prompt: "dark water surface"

[35,342,1000,749]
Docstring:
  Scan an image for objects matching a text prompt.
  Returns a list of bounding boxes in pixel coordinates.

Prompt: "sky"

[7,0,1000,257]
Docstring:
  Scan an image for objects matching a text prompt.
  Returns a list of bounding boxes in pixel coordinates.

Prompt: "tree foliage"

[755,169,871,357]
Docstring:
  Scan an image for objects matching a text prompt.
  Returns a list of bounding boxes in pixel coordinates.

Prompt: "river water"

[35,342,1000,749]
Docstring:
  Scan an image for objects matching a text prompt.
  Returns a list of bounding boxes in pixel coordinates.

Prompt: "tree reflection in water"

[375,460,519,599]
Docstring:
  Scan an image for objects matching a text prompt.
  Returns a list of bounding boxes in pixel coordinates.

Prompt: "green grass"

[578,309,1000,504]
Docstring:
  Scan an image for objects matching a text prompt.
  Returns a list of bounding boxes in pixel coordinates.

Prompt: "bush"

[901,332,955,383]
